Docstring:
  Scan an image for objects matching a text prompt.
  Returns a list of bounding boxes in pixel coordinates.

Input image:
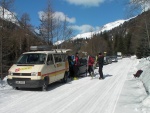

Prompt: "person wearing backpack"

[87,55,95,77]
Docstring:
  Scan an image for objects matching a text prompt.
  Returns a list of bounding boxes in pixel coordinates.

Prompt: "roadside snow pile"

[136,57,150,70]
[0,77,8,89]
[135,57,150,108]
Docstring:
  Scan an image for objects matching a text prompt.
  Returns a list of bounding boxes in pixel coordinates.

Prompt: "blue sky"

[14,0,131,35]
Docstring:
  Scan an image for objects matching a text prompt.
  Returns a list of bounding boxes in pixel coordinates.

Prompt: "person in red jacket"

[87,55,95,77]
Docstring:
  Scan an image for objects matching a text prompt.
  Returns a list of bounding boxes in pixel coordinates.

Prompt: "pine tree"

[124,33,132,55]
[136,36,150,58]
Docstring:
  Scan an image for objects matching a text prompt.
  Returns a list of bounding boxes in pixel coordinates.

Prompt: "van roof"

[23,49,71,54]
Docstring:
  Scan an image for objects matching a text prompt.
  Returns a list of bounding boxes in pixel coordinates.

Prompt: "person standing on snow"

[87,55,95,77]
[97,52,104,79]
[74,52,80,79]
[68,55,74,78]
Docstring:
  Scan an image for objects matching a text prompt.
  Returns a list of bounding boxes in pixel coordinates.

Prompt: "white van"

[7,46,70,91]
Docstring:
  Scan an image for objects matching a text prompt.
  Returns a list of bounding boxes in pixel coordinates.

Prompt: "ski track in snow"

[0,58,139,113]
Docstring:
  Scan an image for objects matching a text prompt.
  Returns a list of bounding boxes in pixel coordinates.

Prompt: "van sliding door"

[53,54,64,81]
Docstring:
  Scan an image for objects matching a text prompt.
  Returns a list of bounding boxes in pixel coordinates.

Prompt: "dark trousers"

[99,67,103,79]
[74,65,79,77]
[88,65,93,75]
[69,66,74,78]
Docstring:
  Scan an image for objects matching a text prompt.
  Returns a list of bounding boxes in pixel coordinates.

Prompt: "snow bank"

[135,57,150,108]
[142,96,150,107]
[140,66,150,93]
[0,77,8,89]
[136,57,150,70]
[137,57,150,93]
[130,55,137,59]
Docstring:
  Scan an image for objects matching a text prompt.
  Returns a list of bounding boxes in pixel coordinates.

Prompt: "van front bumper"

[7,78,44,88]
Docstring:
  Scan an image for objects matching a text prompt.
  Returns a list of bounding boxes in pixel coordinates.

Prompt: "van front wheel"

[13,87,19,90]
[42,77,49,91]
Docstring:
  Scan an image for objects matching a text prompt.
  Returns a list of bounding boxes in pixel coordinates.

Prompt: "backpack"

[133,69,143,78]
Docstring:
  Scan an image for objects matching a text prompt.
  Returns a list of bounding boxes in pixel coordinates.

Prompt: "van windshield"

[16,53,46,64]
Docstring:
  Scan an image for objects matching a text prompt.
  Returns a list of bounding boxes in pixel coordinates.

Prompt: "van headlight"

[31,72,38,76]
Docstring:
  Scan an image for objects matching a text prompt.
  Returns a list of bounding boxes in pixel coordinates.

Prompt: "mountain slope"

[0,6,19,25]
[54,19,126,45]
[71,19,133,40]
[54,18,134,45]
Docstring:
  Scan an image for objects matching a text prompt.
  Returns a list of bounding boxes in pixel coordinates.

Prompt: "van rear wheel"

[42,82,47,91]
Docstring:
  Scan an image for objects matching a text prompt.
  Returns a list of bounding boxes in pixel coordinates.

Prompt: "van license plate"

[16,81,25,84]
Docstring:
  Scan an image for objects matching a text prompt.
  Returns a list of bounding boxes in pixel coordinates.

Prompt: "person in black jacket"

[68,55,74,78]
[74,52,80,79]
[97,52,104,79]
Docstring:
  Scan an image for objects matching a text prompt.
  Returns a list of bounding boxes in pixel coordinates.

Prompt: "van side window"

[54,54,62,63]
[61,54,66,61]
[47,54,53,65]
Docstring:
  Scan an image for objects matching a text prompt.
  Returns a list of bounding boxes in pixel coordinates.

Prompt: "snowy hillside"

[54,18,132,45]
[53,40,64,46]
[71,19,128,40]
[0,6,19,25]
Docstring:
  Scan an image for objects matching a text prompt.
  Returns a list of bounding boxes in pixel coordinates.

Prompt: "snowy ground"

[0,56,150,113]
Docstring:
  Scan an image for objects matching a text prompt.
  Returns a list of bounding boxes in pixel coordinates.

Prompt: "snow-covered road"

[0,58,147,113]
